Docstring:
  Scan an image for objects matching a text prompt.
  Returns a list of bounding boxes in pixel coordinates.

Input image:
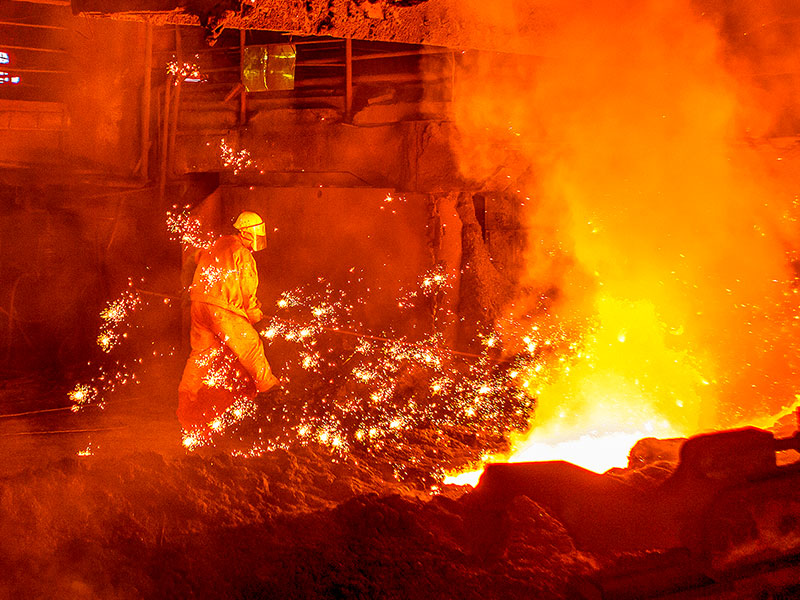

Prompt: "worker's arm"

[237,248,264,324]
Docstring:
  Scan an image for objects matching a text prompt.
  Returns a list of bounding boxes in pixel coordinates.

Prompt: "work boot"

[257,372,280,395]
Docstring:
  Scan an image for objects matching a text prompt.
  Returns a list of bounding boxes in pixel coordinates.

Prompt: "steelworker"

[177,211,278,427]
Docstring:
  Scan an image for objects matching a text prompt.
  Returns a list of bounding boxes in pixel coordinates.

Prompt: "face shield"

[234,211,267,252]
[243,222,267,252]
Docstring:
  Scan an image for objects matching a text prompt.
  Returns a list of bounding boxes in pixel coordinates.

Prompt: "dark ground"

[0,363,600,600]
[3,364,800,600]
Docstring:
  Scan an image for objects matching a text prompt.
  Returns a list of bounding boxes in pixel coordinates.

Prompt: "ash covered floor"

[0,366,597,600]
[3,367,800,600]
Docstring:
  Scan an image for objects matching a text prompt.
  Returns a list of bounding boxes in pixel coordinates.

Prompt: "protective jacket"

[189,235,264,323]
[179,234,275,428]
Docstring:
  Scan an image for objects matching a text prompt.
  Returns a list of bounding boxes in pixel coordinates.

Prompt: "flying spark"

[166,55,206,84]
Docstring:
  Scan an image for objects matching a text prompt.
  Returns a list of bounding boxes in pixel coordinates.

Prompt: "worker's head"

[233,211,267,252]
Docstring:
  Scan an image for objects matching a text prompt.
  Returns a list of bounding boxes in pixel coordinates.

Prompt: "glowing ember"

[444,469,483,487]
[77,442,94,457]
[181,395,259,450]
[166,206,217,250]
[239,275,545,461]
[197,265,236,292]
[382,192,406,205]
[219,138,255,174]
[69,273,175,411]
[69,383,99,411]
[166,55,206,84]
[96,286,141,354]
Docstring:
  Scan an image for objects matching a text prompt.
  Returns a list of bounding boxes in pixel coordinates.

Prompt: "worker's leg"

[177,302,222,425]
[206,305,276,392]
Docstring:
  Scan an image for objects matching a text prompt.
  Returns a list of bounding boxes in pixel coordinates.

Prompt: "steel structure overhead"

[70,0,558,53]
[70,0,800,54]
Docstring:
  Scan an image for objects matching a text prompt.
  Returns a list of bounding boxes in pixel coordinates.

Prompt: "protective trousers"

[177,302,273,426]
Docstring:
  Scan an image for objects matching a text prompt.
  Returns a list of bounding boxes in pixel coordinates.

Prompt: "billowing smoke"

[448,0,800,444]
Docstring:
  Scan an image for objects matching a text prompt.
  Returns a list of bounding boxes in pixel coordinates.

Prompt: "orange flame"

[444,0,800,476]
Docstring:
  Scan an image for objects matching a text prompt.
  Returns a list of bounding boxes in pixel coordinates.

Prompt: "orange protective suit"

[177,234,274,427]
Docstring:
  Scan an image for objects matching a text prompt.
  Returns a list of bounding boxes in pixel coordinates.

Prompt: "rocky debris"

[5,422,800,598]
[605,436,685,492]
[626,436,684,468]
[0,445,595,599]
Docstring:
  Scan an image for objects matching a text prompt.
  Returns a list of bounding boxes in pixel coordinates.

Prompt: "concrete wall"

[64,19,146,174]
[174,111,465,194]
[0,186,171,371]
[0,8,145,176]
[0,101,68,167]
[216,185,434,337]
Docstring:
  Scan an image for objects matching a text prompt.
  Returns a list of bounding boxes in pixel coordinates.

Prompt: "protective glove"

[253,317,271,335]
[246,306,264,324]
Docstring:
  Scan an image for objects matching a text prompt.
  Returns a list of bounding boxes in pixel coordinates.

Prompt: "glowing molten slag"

[445,430,656,487]
[441,0,800,485]
[447,294,703,484]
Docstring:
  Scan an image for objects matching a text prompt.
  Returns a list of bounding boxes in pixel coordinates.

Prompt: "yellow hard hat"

[233,211,264,230]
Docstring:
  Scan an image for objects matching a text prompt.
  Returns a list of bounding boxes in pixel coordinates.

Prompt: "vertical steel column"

[239,29,247,126]
[345,36,353,122]
[140,20,153,181]
[159,83,171,205]
[168,25,182,176]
